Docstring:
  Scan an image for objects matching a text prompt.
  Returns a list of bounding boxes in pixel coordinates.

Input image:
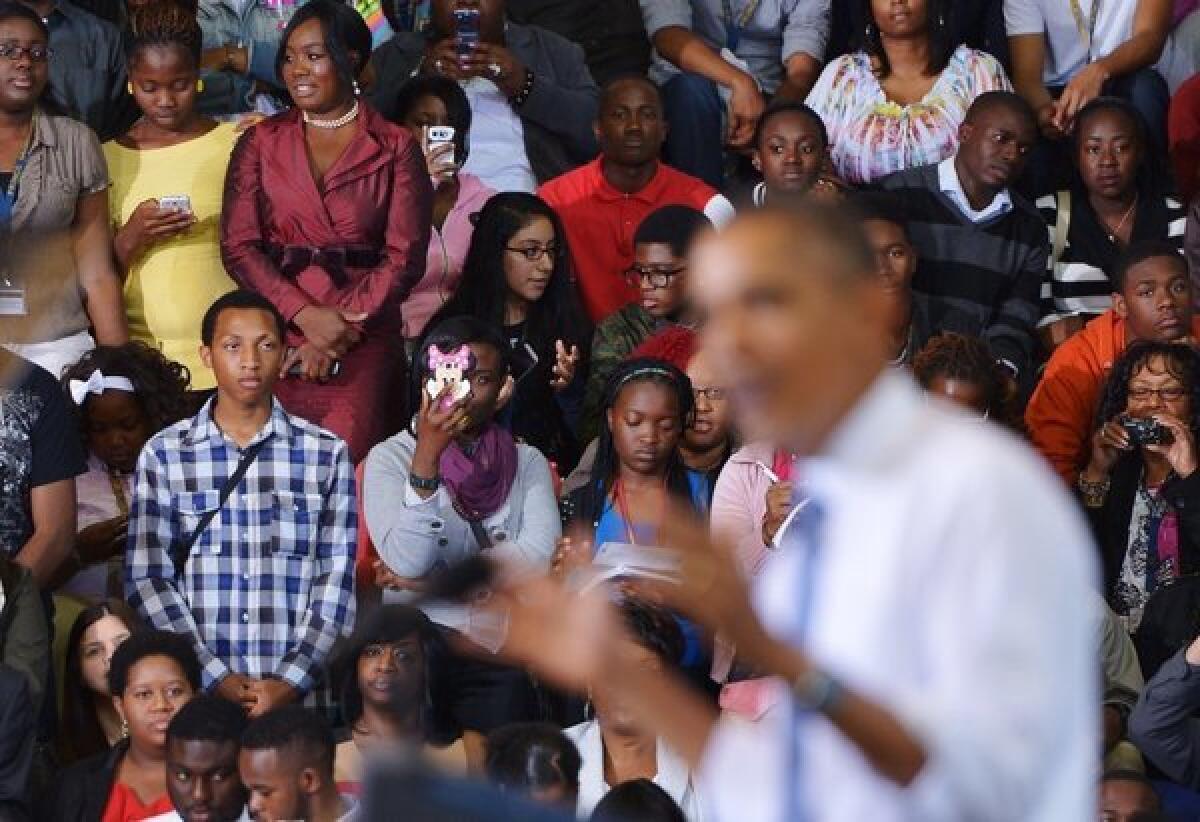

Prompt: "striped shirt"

[1037,190,1186,326]
[125,398,356,705]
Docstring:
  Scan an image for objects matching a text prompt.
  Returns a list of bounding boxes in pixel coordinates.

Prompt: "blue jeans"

[661,71,726,190]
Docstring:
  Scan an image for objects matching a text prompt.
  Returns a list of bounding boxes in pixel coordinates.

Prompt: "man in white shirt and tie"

[483,204,1099,821]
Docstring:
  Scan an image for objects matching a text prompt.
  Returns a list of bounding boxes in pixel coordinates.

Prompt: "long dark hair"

[577,358,696,525]
[427,193,590,356]
[60,600,144,763]
[855,0,957,79]
[335,605,457,745]
[276,0,372,93]
[1096,342,1200,437]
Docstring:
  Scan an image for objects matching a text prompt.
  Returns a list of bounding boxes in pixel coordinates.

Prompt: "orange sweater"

[1027,311,1200,483]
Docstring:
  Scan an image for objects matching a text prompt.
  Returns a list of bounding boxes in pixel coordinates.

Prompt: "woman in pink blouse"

[805,0,1011,186]
[387,75,495,345]
[221,0,431,461]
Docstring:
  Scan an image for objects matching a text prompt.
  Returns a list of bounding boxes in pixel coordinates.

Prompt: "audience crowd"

[9,0,1200,818]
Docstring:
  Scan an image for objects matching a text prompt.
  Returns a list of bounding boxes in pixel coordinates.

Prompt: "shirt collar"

[185,396,289,448]
[936,156,1012,223]
[813,368,925,472]
[593,157,666,204]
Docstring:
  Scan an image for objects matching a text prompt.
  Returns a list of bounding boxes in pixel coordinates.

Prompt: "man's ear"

[199,345,213,370]
[299,766,321,795]
[958,122,973,144]
[1113,293,1129,320]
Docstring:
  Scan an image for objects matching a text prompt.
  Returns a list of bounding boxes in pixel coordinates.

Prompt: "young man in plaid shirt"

[126,291,356,716]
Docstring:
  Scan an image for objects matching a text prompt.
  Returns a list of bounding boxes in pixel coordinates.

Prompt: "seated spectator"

[194,0,291,117]
[639,0,829,189]
[58,343,191,600]
[160,695,250,822]
[806,0,1011,187]
[59,600,142,764]
[125,291,357,716]
[0,2,128,378]
[363,317,557,764]
[590,779,687,822]
[845,192,934,366]
[333,605,465,790]
[539,75,735,323]
[425,194,589,470]
[1027,243,1198,484]
[565,599,706,821]
[0,350,84,589]
[879,91,1045,388]
[506,0,651,86]
[828,1,1010,73]
[21,0,137,141]
[1006,0,1172,193]
[678,348,733,505]
[106,3,238,392]
[387,75,496,344]
[369,0,599,191]
[1038,98,1185,339]
[485,722,581,811]
[913,333,1013,421]
[220,0,432,462]
[1097,770,1163,821]
[710,440,799,583]
[1130,628,1200,790]
[739,100,838,210]
[1080,341,1200,629]
[46,630,200,822]
[581,206,711,442]
[239,706,353,822]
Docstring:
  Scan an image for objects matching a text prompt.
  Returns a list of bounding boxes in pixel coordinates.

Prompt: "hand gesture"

[114,199,195,266]
[726,73,765,149]
[462,42,527,96]
[550,340,580,391]
[1086,417,1133,479]
[293,305,365,359]
[425,37,465,80]
[75,515,129,565]
[1054,63,1109,133]
[373,559,429,592]
[424,140,458,187]
[1037,102,1066,141]
[761,482,794,546]
[244,678,298,718]
[1147,413,1198,479]
[279,343,336,382]
[215,673,256,711]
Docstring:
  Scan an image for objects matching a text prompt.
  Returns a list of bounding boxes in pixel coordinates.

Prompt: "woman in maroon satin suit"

[221,0,431,461]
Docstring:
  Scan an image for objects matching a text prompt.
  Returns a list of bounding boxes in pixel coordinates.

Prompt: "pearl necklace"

[302,99,359,130]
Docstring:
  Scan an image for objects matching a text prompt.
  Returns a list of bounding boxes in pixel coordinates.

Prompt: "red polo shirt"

[539,158,732,322]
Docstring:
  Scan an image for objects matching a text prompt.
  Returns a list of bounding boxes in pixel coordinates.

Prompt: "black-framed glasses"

[623,265,686,289]
[505,243,562,262]
[693,386,727,401]
[0,43,52,62]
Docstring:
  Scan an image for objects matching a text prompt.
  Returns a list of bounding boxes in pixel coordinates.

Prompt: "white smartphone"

[158,194,192,214]
[426,126,456,166]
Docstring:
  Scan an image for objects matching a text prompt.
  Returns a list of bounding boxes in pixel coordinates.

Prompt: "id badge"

[0,285,26,316]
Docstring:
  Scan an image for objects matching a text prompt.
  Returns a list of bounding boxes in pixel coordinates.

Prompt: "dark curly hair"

[913,333,1009,419]
[108,629,202,697]
[573,358,695,527]
[855,0,957,79]
[334,605,457,745]
[125,0,204,66]
[1095,342,1200,438]
[60,342,192,447]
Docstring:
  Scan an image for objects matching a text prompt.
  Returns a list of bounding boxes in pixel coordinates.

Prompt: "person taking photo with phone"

[106,0,238,393]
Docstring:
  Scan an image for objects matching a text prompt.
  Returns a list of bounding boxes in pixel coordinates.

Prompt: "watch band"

[791,667,843,715]
[409,472,440,492]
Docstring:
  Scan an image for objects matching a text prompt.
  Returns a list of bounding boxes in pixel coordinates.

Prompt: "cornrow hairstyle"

[577,357,696,525]
[60,341,192,448]
[125,0,204,66]
[912,333,1007,418]
[1096,341,1200,440]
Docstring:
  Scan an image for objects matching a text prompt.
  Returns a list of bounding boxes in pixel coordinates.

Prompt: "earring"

[196,78,205,93]
[126,82,133,95]
[119,718,129,739]
[352,79,361,96]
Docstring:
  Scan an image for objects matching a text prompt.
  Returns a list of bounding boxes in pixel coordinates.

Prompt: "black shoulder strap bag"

[171,440,269,579]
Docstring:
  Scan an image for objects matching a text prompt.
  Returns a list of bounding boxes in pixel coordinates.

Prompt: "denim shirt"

[45,0,137,141]
[196,0,301,116]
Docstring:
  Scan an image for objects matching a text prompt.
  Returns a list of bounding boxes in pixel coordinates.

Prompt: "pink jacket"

[401,173,495,339]
[711,441,786,579]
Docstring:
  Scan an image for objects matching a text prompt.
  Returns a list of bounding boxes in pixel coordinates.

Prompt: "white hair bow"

[68,370,136,406]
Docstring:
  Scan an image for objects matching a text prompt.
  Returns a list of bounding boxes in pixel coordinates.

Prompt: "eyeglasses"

[693,387,727,401]
[505,243,562,262]
[624,265,686,289]
[1128,385,1187,402]
[0,43,52,62]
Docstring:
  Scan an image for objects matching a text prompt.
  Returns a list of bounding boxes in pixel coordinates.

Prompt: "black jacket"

[39,739,125,822]
[1086,456,1200,604]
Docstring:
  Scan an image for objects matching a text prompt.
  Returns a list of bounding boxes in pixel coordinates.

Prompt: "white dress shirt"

[937,157,1013,224]
[566,719,708,821]
[700,369,1098,822]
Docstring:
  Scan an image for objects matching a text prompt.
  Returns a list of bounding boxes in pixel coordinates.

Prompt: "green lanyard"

[1068,0,1101,54]
[720,0,762,52]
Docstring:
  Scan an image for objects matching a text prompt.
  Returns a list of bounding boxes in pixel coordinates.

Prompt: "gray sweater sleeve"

[1129,649,1200,789]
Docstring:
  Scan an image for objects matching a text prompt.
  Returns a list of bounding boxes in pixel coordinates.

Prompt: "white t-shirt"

[1004,0,1137,87]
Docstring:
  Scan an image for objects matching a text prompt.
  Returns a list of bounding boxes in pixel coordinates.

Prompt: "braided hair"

[575,357,696,526]
[125,0,204,66]
[912,332,1010,421]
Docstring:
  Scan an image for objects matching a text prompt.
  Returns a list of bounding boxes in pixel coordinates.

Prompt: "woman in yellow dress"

[104,0,237,390]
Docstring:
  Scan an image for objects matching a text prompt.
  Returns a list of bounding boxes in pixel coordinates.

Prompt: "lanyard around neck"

[720,0,762,52]
[1068,0,1101,53]
[3,110,37,206]
[613,478,666,546]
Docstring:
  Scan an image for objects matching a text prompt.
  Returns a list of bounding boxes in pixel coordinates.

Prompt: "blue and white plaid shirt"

[125,398,357,701]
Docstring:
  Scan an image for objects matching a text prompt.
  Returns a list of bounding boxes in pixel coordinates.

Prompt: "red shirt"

[101,782,173,822]
[539,158,727,322]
